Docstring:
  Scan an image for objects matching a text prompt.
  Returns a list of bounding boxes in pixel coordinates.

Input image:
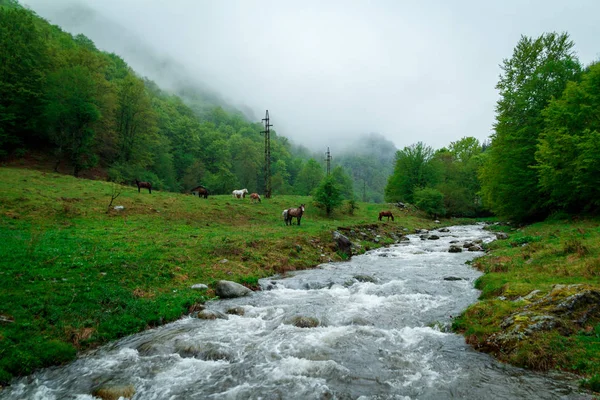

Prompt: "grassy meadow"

[453,219,600,391]
[0,167,435,384]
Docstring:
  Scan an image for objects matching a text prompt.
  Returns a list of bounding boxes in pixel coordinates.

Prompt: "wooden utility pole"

[325,147,332,176]
[261,110,273,198]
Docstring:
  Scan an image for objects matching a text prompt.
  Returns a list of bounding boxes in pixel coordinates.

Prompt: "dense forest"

[0,0,395,203]
[385,32,599,221]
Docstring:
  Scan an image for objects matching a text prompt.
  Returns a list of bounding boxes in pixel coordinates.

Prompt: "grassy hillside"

[453,219,600,391]
[0,167,435,385]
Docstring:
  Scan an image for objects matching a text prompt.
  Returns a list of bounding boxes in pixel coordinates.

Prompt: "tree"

[385,142,437,203]
[0,7,49,155]
[44,66,100,176]
[313,175,343,217]
[414,187,445,218]
[295,159,324,195]
[479,32,581,221]
[535,62,600,213]
[331,165,354,200]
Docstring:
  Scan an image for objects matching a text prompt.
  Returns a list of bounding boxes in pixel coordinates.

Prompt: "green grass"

[453,218,600,391]
[0,167,437,384]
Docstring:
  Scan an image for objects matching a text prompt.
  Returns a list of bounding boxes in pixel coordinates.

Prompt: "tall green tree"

[535,62,600,213]
[313,175,343,216]
[44,66,100,176]
[0,6,49,155]
[479,32,581,221]
[295,159,324,195]
[385,142,437,203]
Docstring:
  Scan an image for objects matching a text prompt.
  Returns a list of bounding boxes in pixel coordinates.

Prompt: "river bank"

[0,167,443,386]
[453,218,600,392]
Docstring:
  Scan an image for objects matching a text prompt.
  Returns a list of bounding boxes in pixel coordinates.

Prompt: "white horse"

[232,188,248,199]
[282,209,288,223]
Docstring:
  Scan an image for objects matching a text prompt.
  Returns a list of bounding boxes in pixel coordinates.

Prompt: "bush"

[414,187,446,218]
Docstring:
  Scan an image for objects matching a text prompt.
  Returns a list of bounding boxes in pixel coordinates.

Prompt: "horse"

[191,185,209,199]
[250,193,261,203]
[378,211,394,221]
[232,188,248,199]
[135,179,152,194]
[284,204,305,226]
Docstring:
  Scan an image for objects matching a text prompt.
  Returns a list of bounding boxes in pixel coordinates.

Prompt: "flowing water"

[2,225,591,399]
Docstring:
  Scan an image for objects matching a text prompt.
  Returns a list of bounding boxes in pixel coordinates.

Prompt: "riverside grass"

[0,167,433,385]
[453,219,600,391]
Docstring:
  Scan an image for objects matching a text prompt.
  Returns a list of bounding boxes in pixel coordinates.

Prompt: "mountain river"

[1,225,592,399]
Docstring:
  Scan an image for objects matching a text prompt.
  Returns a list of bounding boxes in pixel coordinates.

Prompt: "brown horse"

[191,186,209,199]
[250,193,261,203]
[378,211,394,221]
[285,204,305,226]
[135,179,152,194]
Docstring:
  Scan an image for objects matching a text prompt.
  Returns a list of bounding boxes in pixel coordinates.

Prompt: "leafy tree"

[535,62,600,212]
[479,32,581,221]
[313,175,343,216]
[0,6,49,155]
[385,142,437,203]
[331,165,354,200]
[43,66,100,176]
[414,187,445,218]
[295,159,324,195]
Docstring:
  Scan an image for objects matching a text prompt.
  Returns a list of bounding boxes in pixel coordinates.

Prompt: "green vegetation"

[0,167,431,385]
[453,219,600,390]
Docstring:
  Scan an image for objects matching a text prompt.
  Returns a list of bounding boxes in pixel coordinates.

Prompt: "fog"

[23,0,600,151]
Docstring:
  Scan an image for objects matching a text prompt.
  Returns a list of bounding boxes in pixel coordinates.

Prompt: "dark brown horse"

[135,179,152,194]
[250,193,261,203]
[378,211,394,221]
[284,204,305,226]
[191,185,209,199]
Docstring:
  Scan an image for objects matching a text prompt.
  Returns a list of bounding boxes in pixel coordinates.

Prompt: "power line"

[261,110,273,198]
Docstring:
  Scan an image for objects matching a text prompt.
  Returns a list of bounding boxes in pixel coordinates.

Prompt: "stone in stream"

[448,245,463,253]
[91,385,135,400]
[289,316,320,328]
[215,280,252,298]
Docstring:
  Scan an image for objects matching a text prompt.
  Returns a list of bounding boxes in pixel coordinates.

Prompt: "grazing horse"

[378,211,394,221]
[135,179,152,194]
[284,204,305,226]
[191,185,209,199]
[250,193,261,203]
[232,188,248,199]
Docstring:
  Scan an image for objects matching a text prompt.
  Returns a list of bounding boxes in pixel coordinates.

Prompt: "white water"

[1,225,591,399]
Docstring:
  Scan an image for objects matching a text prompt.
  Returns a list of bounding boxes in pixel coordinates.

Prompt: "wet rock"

[448,245,463,253]
[443,276,465,281]
[353,275,377,283]
[196,310,228,320]
[92,385,135,400]
[495,232,509,240]
[191,283,208,290]
[215,280,252,298]
[226,306,245,316]
[438,228,450,233]
[289,316,320,328]
[463,241,473,248]
[332,231,352,257]
[428,235,440,240]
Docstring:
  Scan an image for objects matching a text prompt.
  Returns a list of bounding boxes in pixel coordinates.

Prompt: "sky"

[23,0,600,152]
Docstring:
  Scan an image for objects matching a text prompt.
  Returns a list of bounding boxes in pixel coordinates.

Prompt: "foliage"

[535,62,600,214]
[479,32,582,221]
[312,175,344,216]
[384,142,437,203]
[414,187,446,218]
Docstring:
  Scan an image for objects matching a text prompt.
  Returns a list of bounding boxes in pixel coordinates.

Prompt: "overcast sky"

[24,0,600,152]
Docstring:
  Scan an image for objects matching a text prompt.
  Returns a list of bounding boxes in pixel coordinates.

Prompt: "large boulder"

[215,280,252,298]
[332,231,352,257]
